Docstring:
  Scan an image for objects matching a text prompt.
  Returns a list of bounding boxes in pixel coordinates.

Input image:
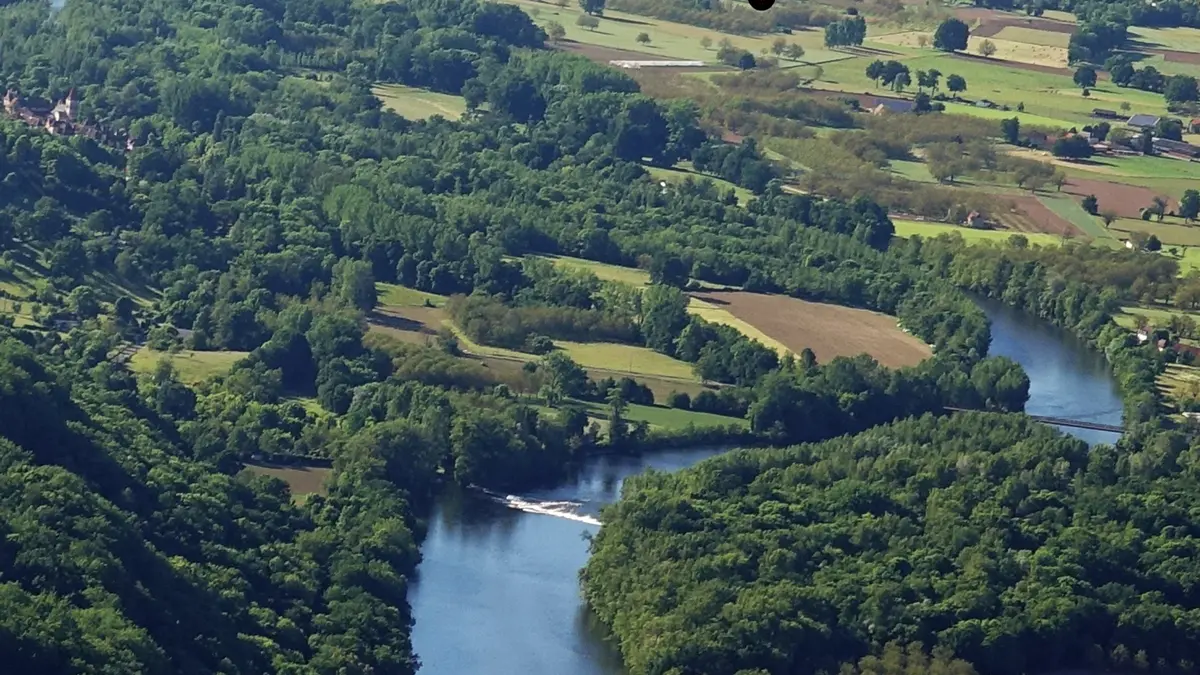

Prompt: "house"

[870,98,915,115]
[1026,130,1051,149]
[1127,113,1160,130]
[1191,118,1200,133]
[1092,108,1120,119]
[1,87,132,151]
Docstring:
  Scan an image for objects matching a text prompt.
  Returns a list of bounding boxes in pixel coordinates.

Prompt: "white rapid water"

[470,486,602,526]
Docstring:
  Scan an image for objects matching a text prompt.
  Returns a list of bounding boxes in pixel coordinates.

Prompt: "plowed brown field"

[687,291,932,368]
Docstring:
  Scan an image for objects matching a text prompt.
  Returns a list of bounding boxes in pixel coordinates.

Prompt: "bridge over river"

[943,406,1124,434]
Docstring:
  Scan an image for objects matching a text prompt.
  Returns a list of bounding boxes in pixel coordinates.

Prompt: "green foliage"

[933,18,969,52]
[584,413,1200,675]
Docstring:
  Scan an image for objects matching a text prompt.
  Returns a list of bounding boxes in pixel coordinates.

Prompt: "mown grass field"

[1113,304,1200,330]
[646,163,754,205]
[376,282,447,307]
[992,25,1071,48]
[891,219,1066,246]
[1037,195,1115,239]
[814,47,1170,127]
[501,0,848,65]
[1129,26,1200,53]
[372,84,467,120]
[1110,218,1200,247]
[872,30,1068,69]
[1159,363,1200,410]
[129,349,250,384]
[576,400,749,430]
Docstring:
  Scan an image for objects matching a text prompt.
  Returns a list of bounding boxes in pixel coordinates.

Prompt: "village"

[2,87,134,152]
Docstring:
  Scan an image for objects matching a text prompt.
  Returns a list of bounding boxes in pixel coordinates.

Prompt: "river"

[407,300,1125,675]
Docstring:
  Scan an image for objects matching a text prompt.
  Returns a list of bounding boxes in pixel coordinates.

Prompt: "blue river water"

[406,299,1124,675]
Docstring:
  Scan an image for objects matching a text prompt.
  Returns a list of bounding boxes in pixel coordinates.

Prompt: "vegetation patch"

[242,463,332,501]
[1110,217,1200,247]
[376,282,447,308]
[688,290,932,368]
[1036,194,1115,239]
[578,400,748,430]
[372,84,467,120]
[991,25,1072,48]
[891,218,1065,246]
[129,349,250,385]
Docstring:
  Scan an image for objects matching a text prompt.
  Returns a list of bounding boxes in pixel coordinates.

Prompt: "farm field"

[814,47,1169,127]
[576,400,749,430]
[1158,363,1200,409]
[688,290,932,368]
[1129,26,1200,54]
[500,0,848,65]
[1109,217,1200,247]
[991,25,1071,48]
[243,463,332,502]
[1037,194,1115,239]
[1113,304,1200,330]
[538,254,651,286]
[891,219,1065,246]
[872,30,1068,69]
[128,348,250,384]
[372,84,467,120]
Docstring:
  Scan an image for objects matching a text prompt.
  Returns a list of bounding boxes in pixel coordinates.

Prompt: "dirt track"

[687,291,932,368]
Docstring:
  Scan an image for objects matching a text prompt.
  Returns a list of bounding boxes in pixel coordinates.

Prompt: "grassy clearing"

[1037,195,1115,239]
[816,50,1169,126]
[243,463,332,502]
[1114,304,1200,330]
[576,400,749,430]
[872,30,1068,69]
[889,159,938,182]
[372,84,467,120]
[502,0,847,64]
[1130,26,1200,54]
[992,25,1071,48]
[1110,217,1200,247]
[646,163,754,205]
[891,218,1065,245]
[376,282,447,308]
[129,349,250,384]
[444,320,701,381]
[537,254,652,286]
[1159,363,1200,407]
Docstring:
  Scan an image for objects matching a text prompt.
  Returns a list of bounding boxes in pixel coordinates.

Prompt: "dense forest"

[584,413,1200,675]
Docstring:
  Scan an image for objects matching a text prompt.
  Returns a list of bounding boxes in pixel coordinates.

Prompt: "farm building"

[1092,108,1120,119]
[1026,130,1051,149]
[1191,118,1200,133]
[609,60,705,69]
[871,98,915,115]
[1152,137,1200,158]
[1127,113,1160,130]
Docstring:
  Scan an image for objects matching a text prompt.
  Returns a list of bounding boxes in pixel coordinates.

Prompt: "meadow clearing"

[372,84,468,120]
[891,218,1066,246]
[243,463,332,502]
[128,348,250,384]
[576,400,750,430]
[500,0,849,65]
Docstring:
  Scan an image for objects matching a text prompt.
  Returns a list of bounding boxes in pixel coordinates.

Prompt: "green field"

[129,348,250,384]
[577,400,749,430]
[1130,26,1200,54]
[889,159,938,182]
[445,320,701,381]
[815,48,1171,128]
[376,282,447,307]
[1037,195,1116,239]
[538,254,652,286]
[1113,304,1200,330]
[1110,217,1200,247]
[891,219,1065,246]
[372,84,467,120]
[646,163,754,205]
[502,0,847,65]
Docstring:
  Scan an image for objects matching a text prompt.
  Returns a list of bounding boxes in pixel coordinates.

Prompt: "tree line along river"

[406,298,1125,675]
